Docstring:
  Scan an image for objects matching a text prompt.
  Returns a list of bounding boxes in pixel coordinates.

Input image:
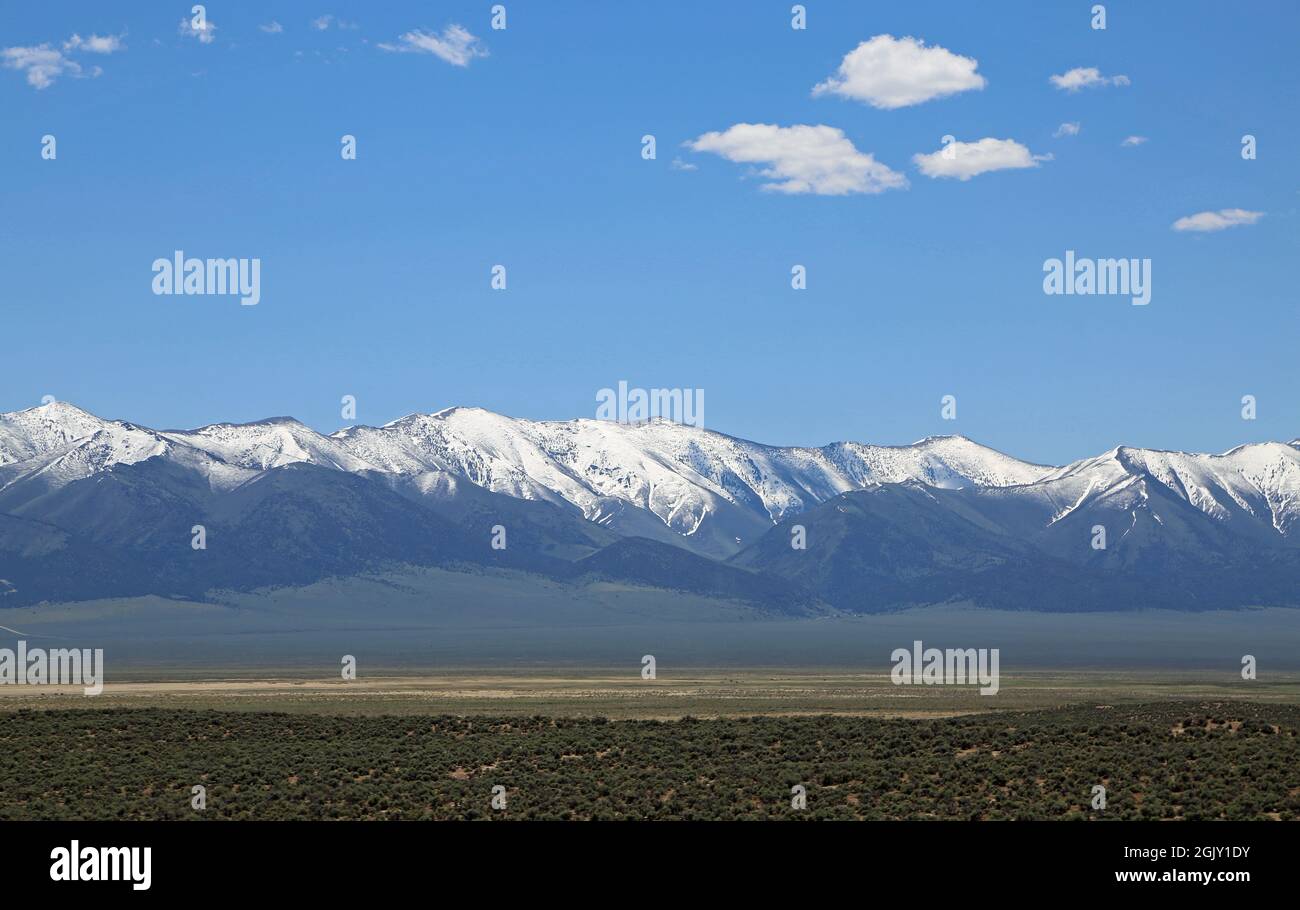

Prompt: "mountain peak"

[34,399,93,414]
[912,433,969,445]
[376,406,475,429]
[4,399,101,422]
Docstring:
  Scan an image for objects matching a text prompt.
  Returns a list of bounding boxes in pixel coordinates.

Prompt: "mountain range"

[3,400,1299,613]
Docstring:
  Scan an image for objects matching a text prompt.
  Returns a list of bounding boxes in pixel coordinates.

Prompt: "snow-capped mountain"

[5,401,1300,552]
[0,401,162,469]
[329,407,1051,555]
[3,399,1300,611]
[730,440,1300,612]
[163,417,380,476]
[0,403,257,505]
[993,442,1300,549]
[0,403,174,504]
[1,402,1054,557]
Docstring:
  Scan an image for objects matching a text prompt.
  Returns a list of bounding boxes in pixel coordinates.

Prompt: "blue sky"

[1,1,1296,465]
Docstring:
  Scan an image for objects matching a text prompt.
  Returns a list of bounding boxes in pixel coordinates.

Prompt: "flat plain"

[3,669,1297,820]
[1,668,1297,718]
[1,698,1296,820]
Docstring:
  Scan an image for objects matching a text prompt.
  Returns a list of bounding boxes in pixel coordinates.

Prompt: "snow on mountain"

[1030,442,1300,541]
[334,410,743,547]
[0,402,176,494]
[0,402,258,497]
[1125,443,1300,534]
[824,435,1051,490]
[329,408,1051,552]
[4,400,1300,555]
[162,417,380,474]
[0,401,117,466]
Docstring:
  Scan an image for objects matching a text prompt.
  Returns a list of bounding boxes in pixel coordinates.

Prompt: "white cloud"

[2,31,123,89]
[813,34,986,109]
[1053,122,1081,138]
[1050,67,1129,91]
[1121,135,1148,147]
[2,45,81,89]
[670,157,697,172]
[315,16,358,31]
[63,33,125,54]
[913,137,1049,181]
[686,123,907,196]
[379,25,486,66]
[178,17,217,44]
[1171,209,1264,232]
[260,21,284,34]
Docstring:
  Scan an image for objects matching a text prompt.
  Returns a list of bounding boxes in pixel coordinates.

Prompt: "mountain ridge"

[2,401,1298,613]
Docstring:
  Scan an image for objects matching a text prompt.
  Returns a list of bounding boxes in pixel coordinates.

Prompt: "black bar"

[4,820,1289,895]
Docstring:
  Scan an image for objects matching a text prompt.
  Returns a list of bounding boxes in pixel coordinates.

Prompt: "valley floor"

[4,585,1297,820]
[4,576,1300,671]
[0,699,1295,820]
[1,668,1298,718]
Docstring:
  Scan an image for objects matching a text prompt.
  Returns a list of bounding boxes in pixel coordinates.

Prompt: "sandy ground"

[2,669,1296,719]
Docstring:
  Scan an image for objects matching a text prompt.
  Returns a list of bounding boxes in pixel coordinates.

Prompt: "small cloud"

[670,157,697,172]
[1053,122,1081,138]
[1050,67,1129,91]
[1121,135,1148,147]
[178,17,217,45]
[813,34,986,109]
[914,137,1049,181]
[2,46,80,88]
[2,31,123,89]
[260,21,284,34]
[686,123,907,196]
[311,15,359,32]
[379,24,486,66]
[1171,209,1264,232]
[63,33,126,54]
